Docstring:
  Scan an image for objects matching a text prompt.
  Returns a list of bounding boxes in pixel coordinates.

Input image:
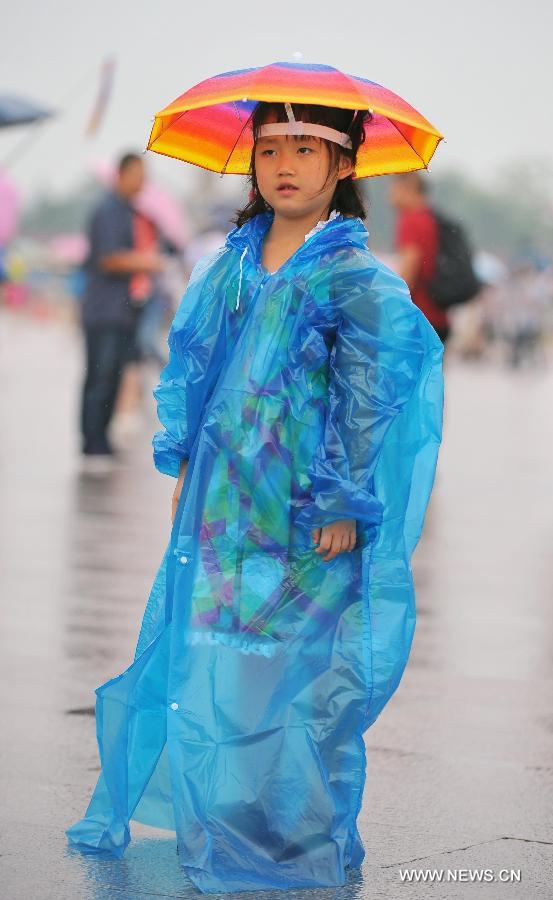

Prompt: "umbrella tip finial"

[292,50,303,61]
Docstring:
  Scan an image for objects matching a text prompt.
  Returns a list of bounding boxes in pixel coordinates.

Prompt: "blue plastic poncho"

[66,210,444,893]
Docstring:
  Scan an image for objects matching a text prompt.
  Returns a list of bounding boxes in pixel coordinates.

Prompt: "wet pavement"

[1,308,552,899]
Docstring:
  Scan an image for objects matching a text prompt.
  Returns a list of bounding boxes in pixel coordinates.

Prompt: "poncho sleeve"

[295,258,435,533]
[152,248,229,478]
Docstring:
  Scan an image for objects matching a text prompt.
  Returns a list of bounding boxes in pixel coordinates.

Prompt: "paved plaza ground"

[1,309,551,898]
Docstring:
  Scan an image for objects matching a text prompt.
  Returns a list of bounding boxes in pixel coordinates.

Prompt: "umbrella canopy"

[0,93,55,129]
[0,169,20,245]
[146,60,444,179]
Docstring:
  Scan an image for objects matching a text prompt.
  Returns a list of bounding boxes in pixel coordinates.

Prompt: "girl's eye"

[260,149,276,156]
[297,146,313,155]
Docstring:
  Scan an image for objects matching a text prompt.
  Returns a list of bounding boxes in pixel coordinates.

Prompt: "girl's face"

[254,112,354,220]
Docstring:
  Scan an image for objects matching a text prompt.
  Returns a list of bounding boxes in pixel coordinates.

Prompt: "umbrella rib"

[220,107,254,177]
[385,115,430,168]
[150,104,253,175]
[141,142,233,176]
[150,107,191,146]
[341,69,441,138]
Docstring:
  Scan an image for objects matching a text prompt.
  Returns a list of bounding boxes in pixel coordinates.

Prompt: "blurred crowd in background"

[2,153,551,371]
[1,136,552,466]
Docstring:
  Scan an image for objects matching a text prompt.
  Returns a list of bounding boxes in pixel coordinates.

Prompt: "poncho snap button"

[179,555,188,565]
[170,702,179,710]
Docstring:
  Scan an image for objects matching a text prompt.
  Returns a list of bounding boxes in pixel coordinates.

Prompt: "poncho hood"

[225,208,370,265]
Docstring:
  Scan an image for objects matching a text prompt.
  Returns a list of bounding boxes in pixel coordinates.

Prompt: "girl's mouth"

[276,184,299,194]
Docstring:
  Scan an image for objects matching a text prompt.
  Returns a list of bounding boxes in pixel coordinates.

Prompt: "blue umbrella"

[0,93,55,129]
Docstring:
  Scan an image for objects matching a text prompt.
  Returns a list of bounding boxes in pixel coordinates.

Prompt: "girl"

[66,100,444,894]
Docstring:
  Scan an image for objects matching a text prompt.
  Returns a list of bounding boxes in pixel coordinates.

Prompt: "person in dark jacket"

[79,152,164,472]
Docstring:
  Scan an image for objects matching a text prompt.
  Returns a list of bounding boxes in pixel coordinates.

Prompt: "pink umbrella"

[0,169,20,246]
[90,158,190,251]
[47,233,89,267]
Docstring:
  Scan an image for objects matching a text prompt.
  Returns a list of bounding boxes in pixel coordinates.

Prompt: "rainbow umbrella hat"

[146,60,444,179]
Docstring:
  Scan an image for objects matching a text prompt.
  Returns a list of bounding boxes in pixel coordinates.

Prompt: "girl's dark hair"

[232,102,372,227]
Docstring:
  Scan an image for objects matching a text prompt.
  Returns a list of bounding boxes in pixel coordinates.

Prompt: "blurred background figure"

[88,156,191,447]
[486,259,552,369]
[388,171,452,346]
[78,151,164,473]
[181,199,234,276]
[0,167,21,303]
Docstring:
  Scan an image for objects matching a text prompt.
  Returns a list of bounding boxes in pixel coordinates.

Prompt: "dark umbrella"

[0,93,55,129]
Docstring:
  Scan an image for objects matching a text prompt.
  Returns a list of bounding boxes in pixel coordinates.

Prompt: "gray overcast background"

[1,0,552,203]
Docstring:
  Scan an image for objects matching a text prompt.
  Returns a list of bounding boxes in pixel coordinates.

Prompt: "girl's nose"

[276,150,296,174]
[277,164,296,177]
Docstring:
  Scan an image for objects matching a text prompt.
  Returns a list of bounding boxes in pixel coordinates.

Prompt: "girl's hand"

[312,520,356,561]
[171,460,189,524]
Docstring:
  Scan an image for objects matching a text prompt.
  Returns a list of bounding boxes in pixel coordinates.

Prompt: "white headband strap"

[257,121,353,149]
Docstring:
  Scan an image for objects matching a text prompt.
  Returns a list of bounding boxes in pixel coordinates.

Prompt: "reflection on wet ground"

[1,310,552,898]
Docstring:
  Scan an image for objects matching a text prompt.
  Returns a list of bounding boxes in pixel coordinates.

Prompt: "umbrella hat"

[146,60,444,179]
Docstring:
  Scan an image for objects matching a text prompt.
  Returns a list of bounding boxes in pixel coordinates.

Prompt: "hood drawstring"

[235,246,248,311]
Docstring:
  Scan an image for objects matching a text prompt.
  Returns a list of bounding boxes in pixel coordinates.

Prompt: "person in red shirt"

[389,172,451,345]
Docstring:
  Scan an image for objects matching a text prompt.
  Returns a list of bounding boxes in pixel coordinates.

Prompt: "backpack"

[428,208,482,309]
